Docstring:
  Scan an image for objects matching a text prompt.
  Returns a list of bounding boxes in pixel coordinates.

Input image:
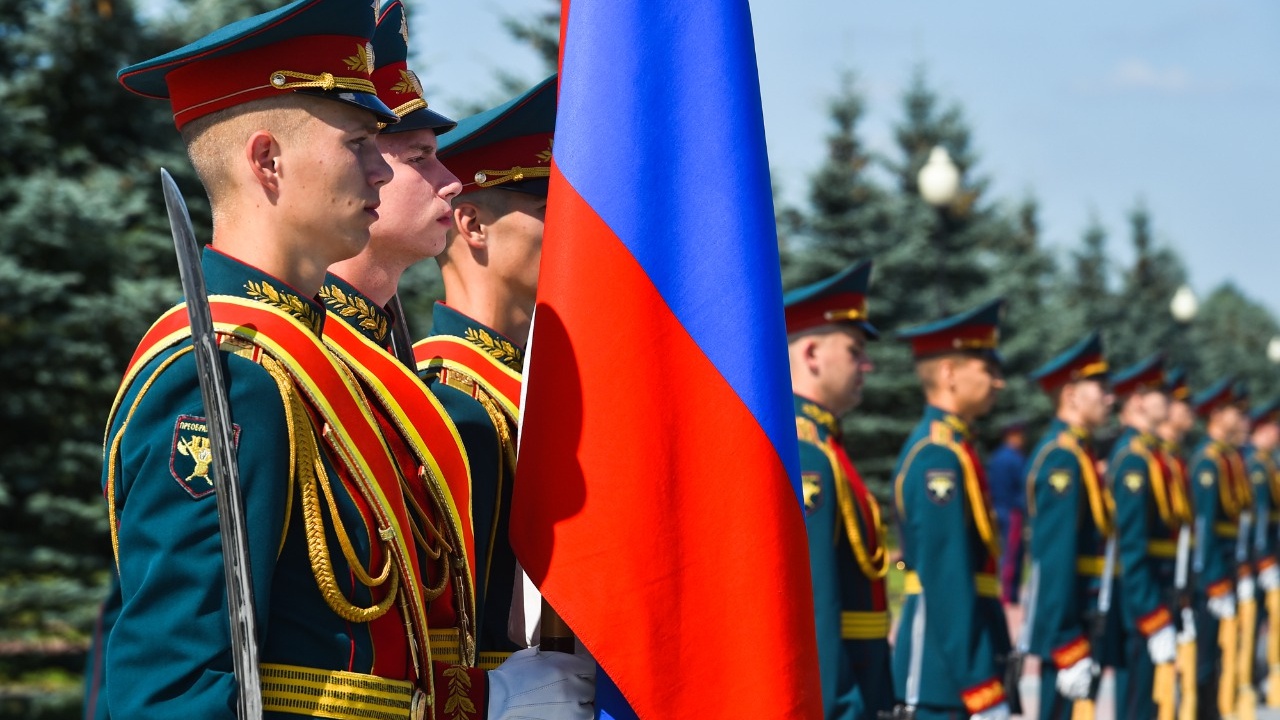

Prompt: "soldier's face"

[1253,422,1280,452]
[814,326,872,415]
[1168,400,1194,435]
[371,128,461,263]
[1141,390,1170,429]
[1070,378,1112,429]
[952,355,1004,418]
[279,102,393,264]
[485,192,546,305]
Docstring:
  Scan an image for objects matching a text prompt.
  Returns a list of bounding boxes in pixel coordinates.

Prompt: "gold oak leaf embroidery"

[536,139,554,164]
[344,43,373,74]
[245,280,321,333]
[319,284,388,341]
[464,327,522,370]
[443,667,476,719]
[391,69,422,96]
[802,403,839,436]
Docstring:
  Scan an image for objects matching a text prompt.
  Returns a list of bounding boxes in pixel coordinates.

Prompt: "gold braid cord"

[105,349,193,568]
[1126,438,1171,528]
[812,439,889,579]
[1061,432,1115,537]
[943,430,1002,561]
[285,367,399,623]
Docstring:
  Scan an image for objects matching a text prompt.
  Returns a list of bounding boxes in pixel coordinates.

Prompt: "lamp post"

[918,146,960,314]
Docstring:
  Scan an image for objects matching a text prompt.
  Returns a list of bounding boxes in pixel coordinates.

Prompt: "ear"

[245,130,282,196]
[452,202,487,251]
[802,336,823,374]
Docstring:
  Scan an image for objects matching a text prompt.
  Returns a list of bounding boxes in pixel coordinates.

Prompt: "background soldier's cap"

[896,298,1005,365]
[1190,375,1243,417]
[1110,352,1165,399]
[1249,398,1279,427]
[117,0,397,130]
[782,260,879,339]
[371,0,455,135]
[1029,330,1108,393]
[1164,366,1190,401]
[440,74,557,196]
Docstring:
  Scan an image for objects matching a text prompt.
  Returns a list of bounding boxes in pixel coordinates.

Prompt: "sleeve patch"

[802,472,824,515]
[170,415,241,500]
[1124,472,1144,492]
[925,470,957,505]
[1253,471,1266,485]
[1049,471,1072,494]
[1199,471,1215,487]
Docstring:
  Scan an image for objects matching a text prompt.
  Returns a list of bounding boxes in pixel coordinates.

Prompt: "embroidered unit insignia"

[1199,471,1214,488]
[170,414,240,499]
[1124,472,1144,492]
[1049,471,1071,494]
[925,471,956,505]
[802,472,823,515]
[1253,471,1266,485]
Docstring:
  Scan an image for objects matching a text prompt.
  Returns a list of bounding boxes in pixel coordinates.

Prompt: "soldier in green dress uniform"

[322,6,593,718]
[94,0,473,716]
[1155,367,1201,719]
[1107,354,1179,720]
[412,76,557,660]
[891,298,1012,720]
[1190,377,1251,719]
[1245,398,1280,706]
[784,260,892,720]
[1023,331,1116,719]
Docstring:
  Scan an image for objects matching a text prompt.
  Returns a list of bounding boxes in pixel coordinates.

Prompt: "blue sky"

[412,1,1280,322]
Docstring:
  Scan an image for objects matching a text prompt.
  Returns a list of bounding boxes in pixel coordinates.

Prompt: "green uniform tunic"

[892,405,1011,717]
[796,395,893,720]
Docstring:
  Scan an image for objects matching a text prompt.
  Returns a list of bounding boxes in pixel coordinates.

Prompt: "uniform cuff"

[1051,635,1092,669]
[960,678,1006,713]
[1137,606,1173,637]
[1208,578,1233,598]
[1259,557,1278,571]
[431,663,486,720]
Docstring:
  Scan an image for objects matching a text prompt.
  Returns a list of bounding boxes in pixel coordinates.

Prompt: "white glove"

[1177,607,1197,644]
[1239,574,1257,601]
[1259,564,1280,591]
[1055,657,1096,700]
[1147,624,1177,664]
[971,702,1011,720]
[1208,592,1237,620]
[487,648,595,720]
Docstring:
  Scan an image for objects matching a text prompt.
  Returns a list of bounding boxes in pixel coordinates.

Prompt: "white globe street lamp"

[918,146,961,208]
[917,146,960,313]
[1170,285,1199,324]
[1267,336,1280,365]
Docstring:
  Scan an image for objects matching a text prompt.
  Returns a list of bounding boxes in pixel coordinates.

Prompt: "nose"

[437,163,462,202]
[368,147,393,188]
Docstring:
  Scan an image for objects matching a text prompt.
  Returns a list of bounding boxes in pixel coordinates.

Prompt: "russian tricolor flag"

[511,0,822,717]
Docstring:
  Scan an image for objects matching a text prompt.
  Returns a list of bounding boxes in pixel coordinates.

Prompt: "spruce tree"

[980,197,1061,442]
[1107,201,1190,368]
[1186,283,1280,400]
[0,1,283,715]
